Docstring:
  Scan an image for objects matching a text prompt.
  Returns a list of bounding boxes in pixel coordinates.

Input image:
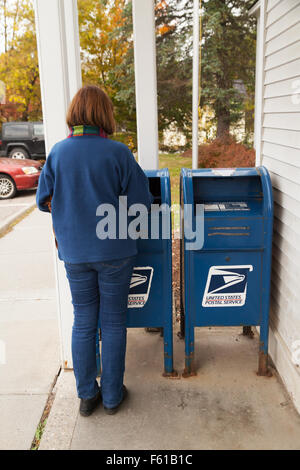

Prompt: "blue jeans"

[64,256,135,408]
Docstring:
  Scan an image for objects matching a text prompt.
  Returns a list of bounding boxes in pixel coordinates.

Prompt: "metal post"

[249,0,266,166]
[34,0,82,369]
[132,0,159,170]
[192,0,199,170]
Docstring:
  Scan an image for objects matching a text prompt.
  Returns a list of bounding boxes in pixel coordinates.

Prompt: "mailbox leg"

[243,326,254,338]
[179,238,185,340]
[162,316,178,377]
[182,326,196,377]
[258,322,272,377]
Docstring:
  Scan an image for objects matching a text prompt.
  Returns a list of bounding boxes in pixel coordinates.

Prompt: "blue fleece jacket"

[36,135,153,263]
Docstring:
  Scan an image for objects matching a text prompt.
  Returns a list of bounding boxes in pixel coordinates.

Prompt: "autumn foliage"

[0,1,41,123]
[182,136,255,168]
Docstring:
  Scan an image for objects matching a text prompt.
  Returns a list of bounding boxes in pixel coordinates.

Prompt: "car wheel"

[0,174,17,199]
[9,147,29,160]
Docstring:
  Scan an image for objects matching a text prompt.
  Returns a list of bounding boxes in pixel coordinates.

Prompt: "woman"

[36,85,153,417]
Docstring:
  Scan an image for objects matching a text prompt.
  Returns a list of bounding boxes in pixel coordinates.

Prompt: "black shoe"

[79,390,101,417]
[103,386,128,415]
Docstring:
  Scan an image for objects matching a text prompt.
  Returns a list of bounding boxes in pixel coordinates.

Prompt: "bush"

[182,136,255,168]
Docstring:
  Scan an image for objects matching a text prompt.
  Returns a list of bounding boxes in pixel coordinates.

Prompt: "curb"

[39,370,78,450]
[0,200,37,237]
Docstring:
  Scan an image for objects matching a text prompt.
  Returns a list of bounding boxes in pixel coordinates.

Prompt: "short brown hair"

[66,85,116,135]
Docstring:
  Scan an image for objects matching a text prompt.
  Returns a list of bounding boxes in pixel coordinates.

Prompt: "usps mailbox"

[180,167,273,377]
[97,169,175,376]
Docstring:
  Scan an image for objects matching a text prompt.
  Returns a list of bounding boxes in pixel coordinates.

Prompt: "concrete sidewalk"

[40,326,300,450]
[0,209,60,450]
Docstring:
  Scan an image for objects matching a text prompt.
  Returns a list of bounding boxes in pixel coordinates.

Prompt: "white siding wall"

[261,0,300,412]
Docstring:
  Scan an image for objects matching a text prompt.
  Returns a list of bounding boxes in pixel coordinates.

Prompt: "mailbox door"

[126,171,172,329]
[126,251,165,328]
[191,251,262,327]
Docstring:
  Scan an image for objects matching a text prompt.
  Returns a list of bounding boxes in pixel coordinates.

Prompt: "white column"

[64,0,82,99]
[132,0,159,170]
[34,0,70,151]
[34,0,82,369]
[192,0,199,170]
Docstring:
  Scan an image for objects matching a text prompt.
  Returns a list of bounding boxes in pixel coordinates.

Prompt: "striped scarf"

[68,125,107,138]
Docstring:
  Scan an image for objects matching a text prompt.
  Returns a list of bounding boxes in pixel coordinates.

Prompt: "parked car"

[0,157,42,199]
[0,122,46,160]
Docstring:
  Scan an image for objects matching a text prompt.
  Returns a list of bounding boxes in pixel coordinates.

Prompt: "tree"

[155,0,193,139]
[78,0,194,142]
[0,0,256,146]
[113,0,195,144]
[78,0,133,128]
[115,0,256,144]
[201,0,256,138]
[114,0,256,144]
[0,0,41,122]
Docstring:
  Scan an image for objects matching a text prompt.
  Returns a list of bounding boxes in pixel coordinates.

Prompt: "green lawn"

[159,152,192,205]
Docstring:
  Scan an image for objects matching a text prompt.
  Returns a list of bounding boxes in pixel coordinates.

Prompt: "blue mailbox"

[180,167,273,377]
[97,169,175,376]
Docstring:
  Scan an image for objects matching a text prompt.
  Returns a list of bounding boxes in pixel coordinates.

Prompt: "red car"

[0,157,42,199]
